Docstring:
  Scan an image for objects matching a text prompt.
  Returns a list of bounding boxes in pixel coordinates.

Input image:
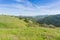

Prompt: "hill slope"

[0,15,60,40]
[0,15,27,28]
[0,27,60,40]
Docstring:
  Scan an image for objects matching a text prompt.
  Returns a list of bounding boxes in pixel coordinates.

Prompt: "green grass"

[0,15,60,40]
[0,15,27,28]
[0,27,60,40]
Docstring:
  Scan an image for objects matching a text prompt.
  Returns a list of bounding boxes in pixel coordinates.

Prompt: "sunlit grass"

[0,15,60,40]
[0,15,27,28]
[0,27,60,40]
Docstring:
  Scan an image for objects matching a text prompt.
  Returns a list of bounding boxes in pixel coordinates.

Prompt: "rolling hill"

[0,15,60,40]
[0,15,27,28]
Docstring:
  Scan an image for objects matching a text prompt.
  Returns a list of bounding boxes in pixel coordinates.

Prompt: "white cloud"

[15,0,22,2]
[34,0,60,15]
[0,0,60,16]
[15,0,28,2]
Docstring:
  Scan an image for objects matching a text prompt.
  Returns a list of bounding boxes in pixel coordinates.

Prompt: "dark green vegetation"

[37,14,60,27]
[0,15,60,40]
[18,14,60,27]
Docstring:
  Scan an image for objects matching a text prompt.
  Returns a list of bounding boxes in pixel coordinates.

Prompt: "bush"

[41,24,55,28]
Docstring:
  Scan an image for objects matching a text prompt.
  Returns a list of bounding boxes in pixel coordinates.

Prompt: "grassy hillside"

[0,15,60,40]
[0,15,27,28]
[0,27,60,40]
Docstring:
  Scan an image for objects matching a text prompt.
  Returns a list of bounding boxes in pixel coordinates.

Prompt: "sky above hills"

[0,0,60,16]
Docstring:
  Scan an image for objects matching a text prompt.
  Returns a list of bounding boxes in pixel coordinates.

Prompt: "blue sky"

[0,0,60,16]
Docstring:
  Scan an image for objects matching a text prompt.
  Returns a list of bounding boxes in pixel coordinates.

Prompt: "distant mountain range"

[37,14,60,27]
[17,14,60,27]
[0,14,60,27]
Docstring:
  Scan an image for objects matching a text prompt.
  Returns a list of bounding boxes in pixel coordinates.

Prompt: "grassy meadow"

[0,27,60,40]
[0,15,60,40]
